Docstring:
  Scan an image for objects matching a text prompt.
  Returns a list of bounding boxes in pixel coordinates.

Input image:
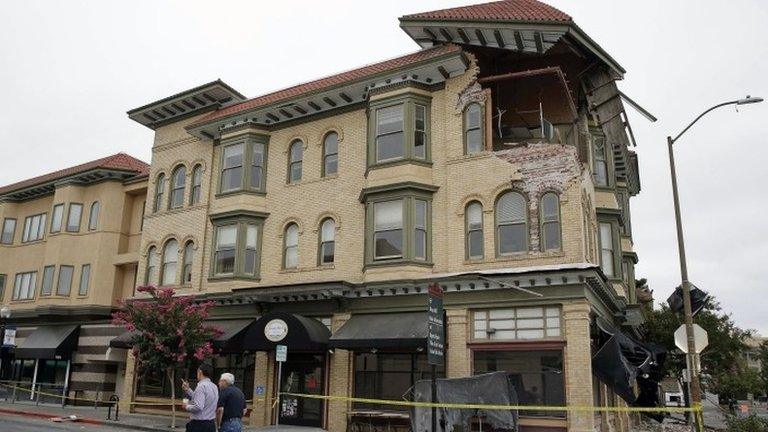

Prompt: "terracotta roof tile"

[0,153,149,196]
[191,44,463,127]
[400,0,571,23]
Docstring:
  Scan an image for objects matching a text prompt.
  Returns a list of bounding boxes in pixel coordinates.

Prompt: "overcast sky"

[1,1,766,334]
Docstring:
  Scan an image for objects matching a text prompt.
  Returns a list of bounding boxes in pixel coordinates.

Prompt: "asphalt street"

[0,415,138,432]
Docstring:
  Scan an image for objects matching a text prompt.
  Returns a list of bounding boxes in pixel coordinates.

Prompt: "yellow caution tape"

[279,392,703,414]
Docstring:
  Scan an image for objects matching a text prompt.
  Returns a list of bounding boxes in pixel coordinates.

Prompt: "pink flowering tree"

[112,285,221,428]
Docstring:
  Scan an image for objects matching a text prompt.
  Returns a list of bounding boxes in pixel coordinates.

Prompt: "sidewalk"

[0,399,259,431]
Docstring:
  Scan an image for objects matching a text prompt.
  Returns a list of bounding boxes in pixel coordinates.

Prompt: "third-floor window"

[169,165,186,209]
[367,93,431,168]
[219,135,269,195]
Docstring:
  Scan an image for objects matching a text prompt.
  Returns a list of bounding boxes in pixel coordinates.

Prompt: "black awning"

[242,312,330,352]
[16,325,79,359]
[210,319,255,353]
[329,312,428,350]
[592,318,652,404]
[110,330,137,349]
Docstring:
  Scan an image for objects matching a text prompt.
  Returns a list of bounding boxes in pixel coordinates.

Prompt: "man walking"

[182,364,219,432]
[217,372,247,432]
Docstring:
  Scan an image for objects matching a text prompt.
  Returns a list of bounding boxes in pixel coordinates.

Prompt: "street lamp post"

[667,96,763,432]
[0,306,11,379]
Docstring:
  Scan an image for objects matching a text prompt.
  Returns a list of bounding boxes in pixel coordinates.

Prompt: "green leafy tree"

[758,342,768,396]
[643,297,752,397]
[112,286,220,428]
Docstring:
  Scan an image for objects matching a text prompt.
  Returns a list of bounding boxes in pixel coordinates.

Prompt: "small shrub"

[725,414,768,432]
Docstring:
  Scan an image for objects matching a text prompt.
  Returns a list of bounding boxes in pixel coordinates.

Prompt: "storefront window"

[137,365,197,398]
[211,353,256,399]
[135,354,255,399]
[473,350,565,417]
[354,352,444,411]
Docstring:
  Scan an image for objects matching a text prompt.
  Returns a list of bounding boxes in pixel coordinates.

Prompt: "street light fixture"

[667,95,763,432]
[0,307,10,319]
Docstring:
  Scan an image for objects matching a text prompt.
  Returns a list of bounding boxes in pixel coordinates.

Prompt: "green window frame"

[190,165,203,205]
[56,265,74,296]
[367,93,432,168]
[169,165,186,209]
[322,132,339,177]
[145,246,157,285]
[617,190,632,238]
[287,140,303,184]
[12,271,36,301]
[66,203,83,233]
[465,201,484,260]
[41,265,55,296]
[78,264,91,296]
[182,241,194,285]
[1,218,15,245]
[363,183,435,267]
[22,213,47,243]
[597,218,621,280]
[463,103,484,155]
[495,191,528,256]
[540,192,561,251]
[218,134,269,195]
[210,212,265,279]
[50,204,64,233]
[154,173,166,212]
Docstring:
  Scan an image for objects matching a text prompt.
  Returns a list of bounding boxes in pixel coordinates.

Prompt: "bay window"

[210,212,264,279]
[599,220,619,279]
[219,134,269,194]
[367,93,431,167]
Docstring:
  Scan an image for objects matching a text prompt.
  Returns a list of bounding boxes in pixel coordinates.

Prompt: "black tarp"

[410,372,519,432]
[667,285,710,316]
[592,319,652,404]
[16,325,79,359]
[329,312,428,349]
[242,312,329,351]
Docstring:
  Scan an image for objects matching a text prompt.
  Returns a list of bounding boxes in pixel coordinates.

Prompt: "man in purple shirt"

[182,364,219,432]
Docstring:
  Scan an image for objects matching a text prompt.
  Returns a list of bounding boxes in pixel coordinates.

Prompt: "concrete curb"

[0,406,182,431]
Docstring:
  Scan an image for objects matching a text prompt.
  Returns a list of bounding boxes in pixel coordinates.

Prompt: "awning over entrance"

[16,325,79,359]
[329,312,428,350]
[242,312,330,352]
[109,319,256,352]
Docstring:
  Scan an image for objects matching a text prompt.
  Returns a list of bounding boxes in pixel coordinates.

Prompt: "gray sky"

[2,1,766,334]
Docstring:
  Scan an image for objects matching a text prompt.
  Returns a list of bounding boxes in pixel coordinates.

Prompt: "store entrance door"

[278,353,325,427]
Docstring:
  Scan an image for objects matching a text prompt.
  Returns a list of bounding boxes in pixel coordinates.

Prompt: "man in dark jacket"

[217,372,247,432]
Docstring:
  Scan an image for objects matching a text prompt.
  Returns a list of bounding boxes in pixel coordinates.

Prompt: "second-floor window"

[1,218,15,245]
[465,201,484,260]
[323,132,338,176]
[56,265,74,296]
[283,223,299,269]
[169,165,186,209]
[79,264,91,296]
[66,203,83,232]
[288,140,303,183]
[0,274,6,302]
[182,241,194,285]
[22,213,46,242]
[161,239,178,286]
[464,103,483,154]
[211,218,263,278]
[50,204,64,233]
[366,192,433,264]
[88,201,100,231]
[190,165,203,205]
[145,246,157,285]
[12,271,36,301]
[318,218,335,265]
[496,192,527,255]
[373,200,403,260]
[41,265,55,296]
[540,193,561,251]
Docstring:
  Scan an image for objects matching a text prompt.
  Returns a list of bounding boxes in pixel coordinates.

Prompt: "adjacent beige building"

[0,153,148,401]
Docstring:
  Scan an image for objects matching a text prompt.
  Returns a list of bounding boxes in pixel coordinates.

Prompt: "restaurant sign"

[427,283,445,365]
[2,326,16,347]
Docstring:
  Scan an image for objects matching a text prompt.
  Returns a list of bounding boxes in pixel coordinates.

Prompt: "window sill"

[477,250,565,264]
[215,189,266,198]
[20,239,46,245]
[364,259,434,270]
[207,275,260,282]
[367,158,432,172]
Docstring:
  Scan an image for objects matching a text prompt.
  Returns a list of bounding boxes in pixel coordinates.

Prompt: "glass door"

[278,353,326,427]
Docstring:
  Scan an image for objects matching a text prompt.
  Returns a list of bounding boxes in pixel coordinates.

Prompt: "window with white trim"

[496,192,528,255]
[473,306,562,340]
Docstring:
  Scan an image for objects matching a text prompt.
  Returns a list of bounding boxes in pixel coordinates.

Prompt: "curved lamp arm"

[671,96,763,144]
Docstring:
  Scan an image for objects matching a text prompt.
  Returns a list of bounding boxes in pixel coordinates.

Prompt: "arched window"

[190,165,203,205]
[322,132,338,176]
[464,103,483,154]
[465,201,484,259]
[496,192,528,255]
[154,174,166,212]
[88,201,100,231]
[318,218,335,264]
[540,193,561,251]
[145,246,157,285]
[160,239,178,286]
[169,165,186,209]
[283,223,299,268]
[288,140,303,183]
[182,241,194,284]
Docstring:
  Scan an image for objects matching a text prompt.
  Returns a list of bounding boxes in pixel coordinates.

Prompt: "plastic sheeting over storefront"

[410,372,519,432]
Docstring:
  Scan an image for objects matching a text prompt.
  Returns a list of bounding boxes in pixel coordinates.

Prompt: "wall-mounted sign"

[427,283,445,366]
[264,319,288,342]
[2,327,16,347]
